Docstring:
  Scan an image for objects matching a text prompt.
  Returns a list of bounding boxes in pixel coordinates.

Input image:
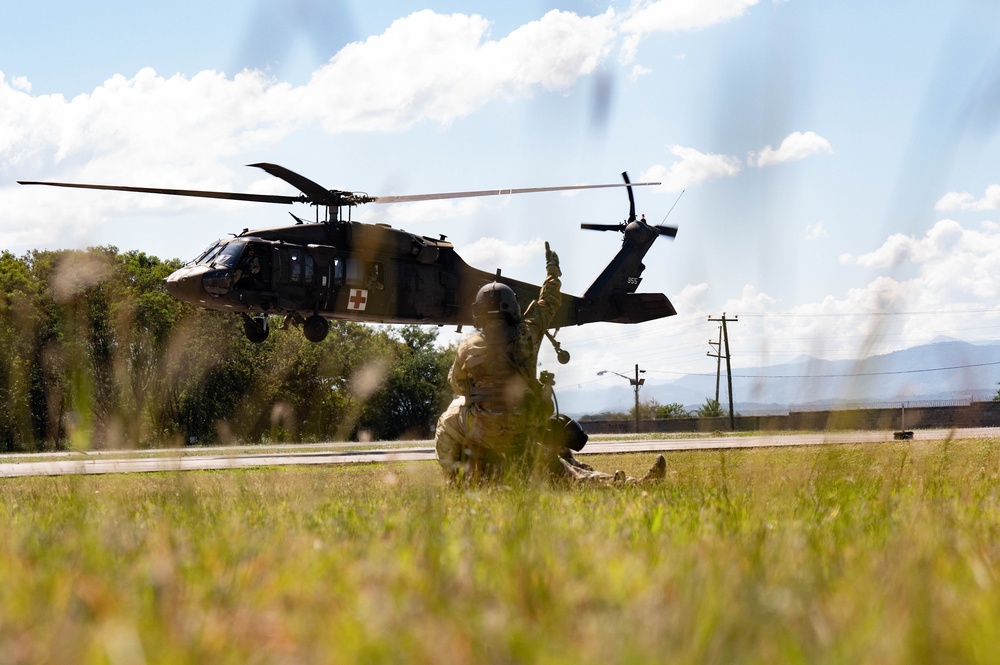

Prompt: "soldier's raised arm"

[524,241,562,330]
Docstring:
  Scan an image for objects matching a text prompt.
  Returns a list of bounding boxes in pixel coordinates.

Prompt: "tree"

[695,398,724,418]
[360,326,456,440]
[0,246,462,449]
[655,402,689,419]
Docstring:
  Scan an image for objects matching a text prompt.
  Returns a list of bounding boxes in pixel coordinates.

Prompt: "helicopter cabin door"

[271,245,320,309]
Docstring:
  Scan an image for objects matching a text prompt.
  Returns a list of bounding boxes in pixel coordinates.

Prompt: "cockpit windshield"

[190,242,220,266]
[191,240,246,268]
[212,241,246,268]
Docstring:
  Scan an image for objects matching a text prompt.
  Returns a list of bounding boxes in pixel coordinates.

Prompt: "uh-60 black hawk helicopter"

[19,163,678,355]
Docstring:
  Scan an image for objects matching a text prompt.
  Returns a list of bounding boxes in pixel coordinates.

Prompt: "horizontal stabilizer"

[609,293,677,323]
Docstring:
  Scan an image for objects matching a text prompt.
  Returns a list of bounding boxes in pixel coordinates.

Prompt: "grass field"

[2,438,999,664]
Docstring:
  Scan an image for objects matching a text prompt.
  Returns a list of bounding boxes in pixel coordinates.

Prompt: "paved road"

[1,428,997,478]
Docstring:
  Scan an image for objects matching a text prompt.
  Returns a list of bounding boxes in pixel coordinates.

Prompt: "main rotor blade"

[17,180,304,205]
[656,225,678,238]
[371,181,660,204]
[622,171,636,223]
[248,162,336,205]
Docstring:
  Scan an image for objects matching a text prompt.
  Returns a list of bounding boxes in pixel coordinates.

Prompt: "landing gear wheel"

[243,314,269,344]
[303,315,329,343]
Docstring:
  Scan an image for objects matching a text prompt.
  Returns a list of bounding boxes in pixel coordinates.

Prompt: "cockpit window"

[190,242,220,266]
[212,241,247,268]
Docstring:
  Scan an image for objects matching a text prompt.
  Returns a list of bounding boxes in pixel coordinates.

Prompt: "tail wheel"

[303,315,329,343]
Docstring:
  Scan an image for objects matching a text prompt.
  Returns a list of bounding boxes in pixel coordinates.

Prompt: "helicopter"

[19,163,678,349]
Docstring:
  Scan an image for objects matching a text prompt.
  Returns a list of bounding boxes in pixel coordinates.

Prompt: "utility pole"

[707,313,738,430]
[708,326,722,404]
[597,365,646,433]
[632,363,645,434]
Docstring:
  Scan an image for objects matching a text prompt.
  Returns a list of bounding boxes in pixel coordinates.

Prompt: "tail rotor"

[580,173,680,239]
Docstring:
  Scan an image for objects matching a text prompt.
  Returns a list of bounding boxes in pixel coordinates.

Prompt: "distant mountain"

[559,340,1000,417]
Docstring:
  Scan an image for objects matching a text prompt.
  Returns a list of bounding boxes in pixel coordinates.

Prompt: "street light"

[598,364,645,433]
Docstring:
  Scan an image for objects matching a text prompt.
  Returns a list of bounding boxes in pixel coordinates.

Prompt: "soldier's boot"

[638,454,666,484]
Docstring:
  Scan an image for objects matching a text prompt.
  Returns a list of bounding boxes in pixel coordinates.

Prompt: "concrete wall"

[580,401,1000,434]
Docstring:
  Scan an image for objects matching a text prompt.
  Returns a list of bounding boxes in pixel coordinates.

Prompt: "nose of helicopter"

[165,265,208,303]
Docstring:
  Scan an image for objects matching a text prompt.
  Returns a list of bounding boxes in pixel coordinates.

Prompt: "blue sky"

[3,0,1000,397]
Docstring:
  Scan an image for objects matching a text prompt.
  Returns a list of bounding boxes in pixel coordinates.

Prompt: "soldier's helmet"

[473,282,521,327]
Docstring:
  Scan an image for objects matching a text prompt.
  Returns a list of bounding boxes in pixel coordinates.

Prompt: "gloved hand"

[545,241,561,277]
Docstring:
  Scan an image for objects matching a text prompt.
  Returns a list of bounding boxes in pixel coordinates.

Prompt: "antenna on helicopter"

[661,189,685,225]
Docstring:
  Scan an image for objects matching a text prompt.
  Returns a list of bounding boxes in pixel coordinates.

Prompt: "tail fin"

[577,219,676,324]
[574,171,679,325]
[577,231,677,324]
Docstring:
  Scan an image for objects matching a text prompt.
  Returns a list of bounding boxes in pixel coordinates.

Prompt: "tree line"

[0,247,456,452]
[579,397,725,422]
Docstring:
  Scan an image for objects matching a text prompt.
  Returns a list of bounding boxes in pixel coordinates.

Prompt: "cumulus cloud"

[556,218,1000,384]
[641,145,742,192]
[836,218,1000,311]
[749,131,832,168]
[935,184,1000,211]
[718,218,1000,362]
[1,67,303,183]
[1,10,616,177]
[638,134,830,196]
[458,236,545,274]
[844,219,965,269]
[1,9,620,248]
[310,9,616,133]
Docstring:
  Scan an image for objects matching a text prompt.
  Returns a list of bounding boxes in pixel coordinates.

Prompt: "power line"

[647,359,1000,379]
[738,308,1000,318]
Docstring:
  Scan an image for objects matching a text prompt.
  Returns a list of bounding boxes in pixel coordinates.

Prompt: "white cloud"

[641,145,742,192]
[838,218,1000,308]
[309,9,616,133]
[628,65,652,82]
[1,10,620,251]
[845,219,964,270]
[457,236,545,274]
[935,184,1000,211]
[749,131,832,168]
[535,216,1000,390]
[621,0,760,35]
[674,282,711,312]
[805,221,829,240]
[619,34,642,64]
[10,75,31,93]
[1,10,616,175]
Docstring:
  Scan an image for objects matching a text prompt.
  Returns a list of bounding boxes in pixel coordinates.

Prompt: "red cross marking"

[348,289,368,310]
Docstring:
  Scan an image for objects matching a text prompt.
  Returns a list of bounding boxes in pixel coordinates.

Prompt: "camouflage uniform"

[434,245,562,481]
[434,244,667,485]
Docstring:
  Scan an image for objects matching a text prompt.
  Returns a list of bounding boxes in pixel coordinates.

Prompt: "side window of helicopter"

[366,261,384,291]
[289,249,303,283]
[303,252,315,284]
[330,257,345,286]
[346,258,365,286]
[283,248,314,285]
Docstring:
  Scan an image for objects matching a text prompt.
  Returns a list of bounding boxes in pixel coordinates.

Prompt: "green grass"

[2,439,999,664]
